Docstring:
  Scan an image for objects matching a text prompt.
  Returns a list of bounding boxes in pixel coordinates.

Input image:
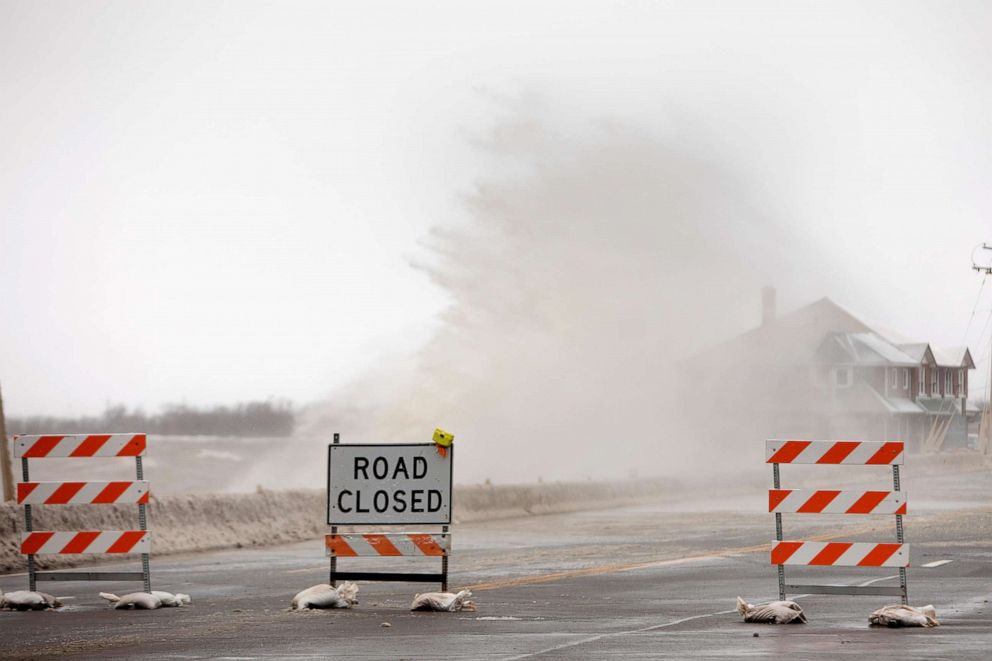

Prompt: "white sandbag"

[411,589,476,612]
[736,596,807,624]
[151,591,192,607]
[291,582,359,610]
[868,604,939,628]
[99,592,163,610]
[0,589,61,611]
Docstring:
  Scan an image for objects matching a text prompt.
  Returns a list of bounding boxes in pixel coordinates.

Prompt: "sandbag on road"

[411,589,475,612]
[736,596,807,623]
[868,604,939,628]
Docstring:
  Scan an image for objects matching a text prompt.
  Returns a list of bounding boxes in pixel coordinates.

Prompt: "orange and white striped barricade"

[767,439,908,603]
[14,433,152,592]
[325,433,453,590]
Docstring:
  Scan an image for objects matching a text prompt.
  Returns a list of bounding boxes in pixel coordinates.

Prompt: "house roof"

[931,346,976,368]
[683,297,872,368]
[684,296,974,372]
[897,343,936,365]
[818,332,919,367]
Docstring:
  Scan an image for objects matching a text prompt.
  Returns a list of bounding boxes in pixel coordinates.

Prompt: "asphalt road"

[2,470,990,659]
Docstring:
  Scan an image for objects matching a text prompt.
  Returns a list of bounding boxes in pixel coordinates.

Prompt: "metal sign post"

[326,435,453,590]
[767,439,909,603]
[15,433,152,592]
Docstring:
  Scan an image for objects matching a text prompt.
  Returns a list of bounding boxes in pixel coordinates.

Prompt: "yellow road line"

[467,523,880,591]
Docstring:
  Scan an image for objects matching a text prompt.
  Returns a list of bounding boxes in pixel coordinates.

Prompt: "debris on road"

[290,582,359,610]
[0,589,62,611]
[868,604,939,627]
[99,592,163,610]
[411,589,475,612]
[152,591,191,607]
[736,596,807,623]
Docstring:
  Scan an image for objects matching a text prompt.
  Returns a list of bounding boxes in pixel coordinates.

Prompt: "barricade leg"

[329,432,339,587]
[136,455,152,592]
[441,525,449,592]
[22,457,37,592]
[773,462,785,600]
[893,464,908,604]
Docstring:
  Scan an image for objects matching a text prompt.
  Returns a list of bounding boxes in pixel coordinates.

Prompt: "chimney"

[762,286,777,326]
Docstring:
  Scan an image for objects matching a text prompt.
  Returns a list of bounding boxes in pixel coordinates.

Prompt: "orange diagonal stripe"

[324,535,357,557]
[770,541,804,564]
[409,534,446,556]
[106,531,146,553]
[92,482,132,504]
[797,490,841,513]
[21,532,55,554]
[70,435,110,457]
[768,489,792,512]
[23,436,64,457]
[61,531,101,554]
[768,441,810,463]
[809,542,852,565]
[816,441,858,464]
[117,434,146,456]
[16,483,39,504]
[858,543,902,566]
[48,482,86,504]
[866,442,903,465]
[847,491,889,514]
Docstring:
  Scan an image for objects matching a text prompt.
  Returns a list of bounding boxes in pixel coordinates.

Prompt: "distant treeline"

[7,401,295,437]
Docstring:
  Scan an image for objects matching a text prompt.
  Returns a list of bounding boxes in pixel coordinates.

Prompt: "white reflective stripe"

[834,544,869,566]
[14,434,145,458]
[771,490,906,514]
[37,532,79,553]
[843,443,882,464]
[20,482,59,503]
[792,442,828,463]
[344,535,378,555]
[780,542,822,565]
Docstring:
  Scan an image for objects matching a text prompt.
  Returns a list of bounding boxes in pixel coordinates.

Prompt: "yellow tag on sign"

[433,428,454,447]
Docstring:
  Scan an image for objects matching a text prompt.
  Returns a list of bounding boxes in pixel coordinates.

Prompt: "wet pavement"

[1,469,990,659]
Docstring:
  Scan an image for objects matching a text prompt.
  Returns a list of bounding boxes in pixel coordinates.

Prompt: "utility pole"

[0,381,14,502]
[973,244,992,456]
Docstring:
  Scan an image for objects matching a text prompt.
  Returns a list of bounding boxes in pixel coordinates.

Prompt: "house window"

[944,369,952,397]
[918,368,925,395]
[889,368,898,391]
[958,369,965,397]
[902,368,909,389]
[834,367,852,388]
[931,368,938,394]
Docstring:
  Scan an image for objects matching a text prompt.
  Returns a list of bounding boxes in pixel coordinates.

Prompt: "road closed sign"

[327,443,453,525]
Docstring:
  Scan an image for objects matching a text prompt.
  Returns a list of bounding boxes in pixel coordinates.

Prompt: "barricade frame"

[326,433,451,591]
[768,439,908,603]
[15,433,151,592]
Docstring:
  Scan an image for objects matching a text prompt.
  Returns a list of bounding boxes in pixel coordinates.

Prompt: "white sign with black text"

[327,443,453,525]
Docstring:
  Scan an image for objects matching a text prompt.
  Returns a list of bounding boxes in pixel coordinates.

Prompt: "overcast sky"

[2,0,991,416]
